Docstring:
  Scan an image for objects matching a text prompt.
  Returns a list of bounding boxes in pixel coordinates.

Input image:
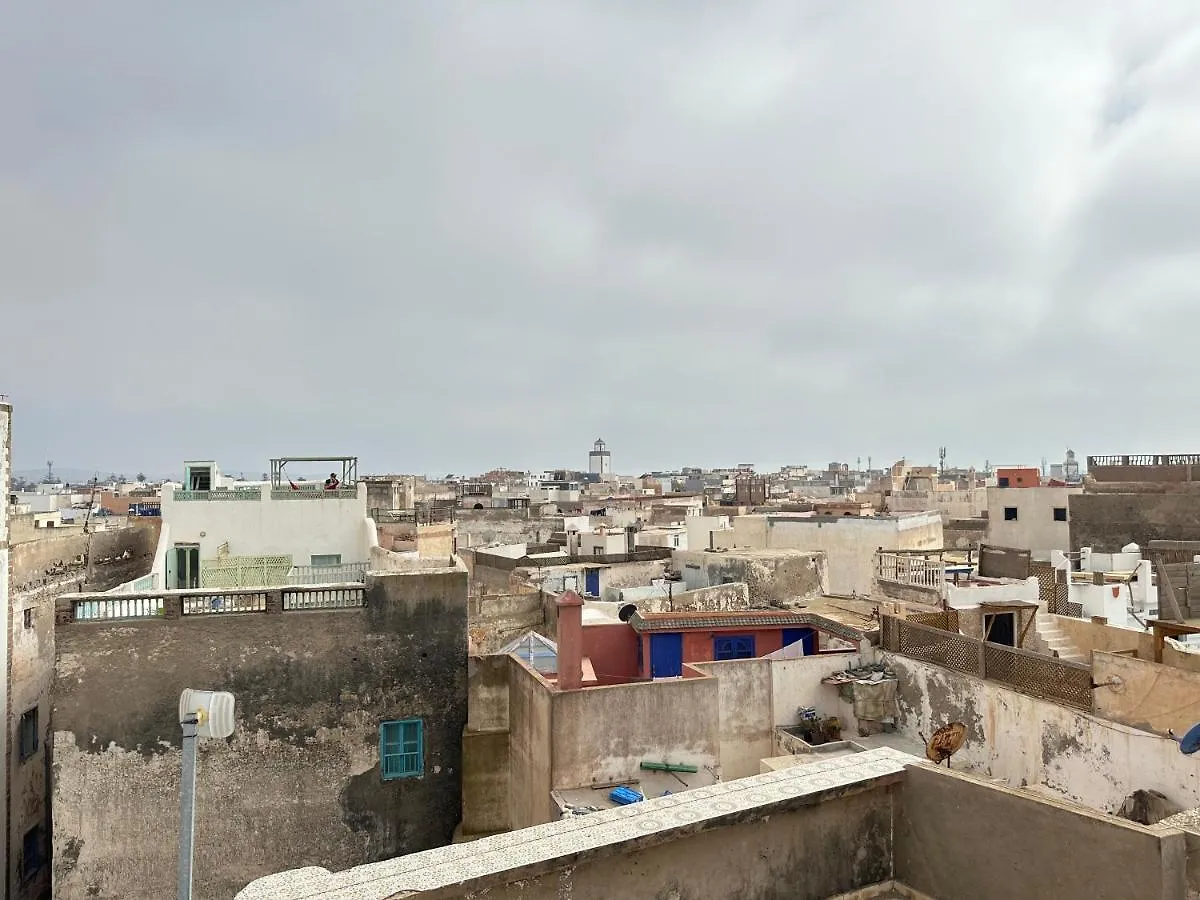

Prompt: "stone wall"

[673,550,827,607]
[51,569,468,900]
[11,521,158,595]
[1070,492,1200,552]
[468,590,548,653]
[943,517,987,550]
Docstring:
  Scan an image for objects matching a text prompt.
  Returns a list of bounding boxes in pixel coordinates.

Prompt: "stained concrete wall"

[506,657,554,830]
[550,675,721,790]
[455,511,557,549]
[944,517,987,550]
[725,513,942,596]
[1093,651,1200,736]
[1070,492,1200,552]
[448,781,895,900]
[896,763,1187,900]
[885,651,1200,815]
[51,569,468,900]
[688,658,774,779]
[10,521,158,594]
[672,549,828,606]
[468,590,546,653]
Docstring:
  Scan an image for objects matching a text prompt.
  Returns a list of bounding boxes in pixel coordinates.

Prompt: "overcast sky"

[3,3,1199,477]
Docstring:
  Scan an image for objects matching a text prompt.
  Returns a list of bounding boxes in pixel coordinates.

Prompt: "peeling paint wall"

[885,651,1200,815]
[672,550,828,606]
[51,569,468,900]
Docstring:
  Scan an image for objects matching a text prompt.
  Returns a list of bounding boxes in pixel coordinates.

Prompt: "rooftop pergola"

[269,456,358,489]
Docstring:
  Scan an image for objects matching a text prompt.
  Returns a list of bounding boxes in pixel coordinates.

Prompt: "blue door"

[782,628,817,655]
[650,633,683,678]
[584,568,600,596]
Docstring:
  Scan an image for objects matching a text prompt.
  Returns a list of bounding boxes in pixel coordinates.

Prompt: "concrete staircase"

[1034,616,1086,664]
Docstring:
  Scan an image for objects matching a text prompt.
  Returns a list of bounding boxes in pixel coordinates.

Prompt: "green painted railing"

[174,488,262,501]
[271,487,358,500]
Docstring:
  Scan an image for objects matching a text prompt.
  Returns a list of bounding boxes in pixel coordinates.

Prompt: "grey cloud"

[4,1,1200,475]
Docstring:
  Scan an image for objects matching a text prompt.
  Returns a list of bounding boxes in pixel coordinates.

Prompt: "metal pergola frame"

[269,456,358,489]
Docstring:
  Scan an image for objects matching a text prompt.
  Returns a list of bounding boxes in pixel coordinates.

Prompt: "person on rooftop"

[323,472,340,490]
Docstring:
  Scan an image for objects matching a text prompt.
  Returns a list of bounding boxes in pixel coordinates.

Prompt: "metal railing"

[287,563,369,584]
[174,488,262,501]
[881,615,1093,711]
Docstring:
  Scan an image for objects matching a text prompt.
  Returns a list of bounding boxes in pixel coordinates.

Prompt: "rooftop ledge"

[171,487,360,501]
[236,747,918,899]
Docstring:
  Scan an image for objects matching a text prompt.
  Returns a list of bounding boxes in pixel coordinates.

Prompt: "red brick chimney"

[555,589,585,691]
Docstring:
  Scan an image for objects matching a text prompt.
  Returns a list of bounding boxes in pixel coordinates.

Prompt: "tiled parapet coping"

[237,747,922,900]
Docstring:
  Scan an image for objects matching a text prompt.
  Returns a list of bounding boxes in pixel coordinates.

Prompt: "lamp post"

[178,689,235,900]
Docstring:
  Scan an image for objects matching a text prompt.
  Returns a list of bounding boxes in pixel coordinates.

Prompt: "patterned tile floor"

[237,746,921,899]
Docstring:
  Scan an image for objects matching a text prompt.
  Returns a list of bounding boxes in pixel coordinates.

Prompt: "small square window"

[1053,507,1068,522]
[380,719,423,780]
[1004,507,1018,521]
[998,477,1010,488]
[21,825,42,880]
[18,708,38,761]
[23,608,33,629]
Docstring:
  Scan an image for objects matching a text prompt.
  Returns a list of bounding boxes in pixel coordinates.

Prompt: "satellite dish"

[920,722,968,768]
[1169,723,1200,755]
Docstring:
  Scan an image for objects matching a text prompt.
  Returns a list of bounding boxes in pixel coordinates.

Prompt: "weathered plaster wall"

[11,522,158,595]
[896,764,1188,900]
[1093,651,1200,736]
[506,658,554,830]
[550,675,721,790]
[451,782,895,900]
[885,652,1200,815]
[985,486,1079,558]
[943,517,987,550]
[672,549,828,606]
[52,569,468,900]
[455,512,558,550]
[727,513,942,596]
[468,590,546,653]
[1070,492,1200,552]
[689,658,774,779]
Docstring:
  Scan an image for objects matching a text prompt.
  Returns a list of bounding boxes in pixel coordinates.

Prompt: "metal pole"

[178,717,198,900]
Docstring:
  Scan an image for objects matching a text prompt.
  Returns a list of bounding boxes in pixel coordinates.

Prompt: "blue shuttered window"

[713,635,755,661]
[380,719,423,780]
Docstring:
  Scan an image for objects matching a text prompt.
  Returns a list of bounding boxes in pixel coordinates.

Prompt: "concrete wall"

[725,513,942,596]
[986,486,1080,558]
[672,549,828,606]
[160,483,371,566]
[439,783,894,900]
[455,511,557,549]
[468,590,546,654]
[1048,615,1200,673]
[581,622,639,685]
[506,658,554,829]
[1070,492,1200,552]
[1093,651,1200,736]
[885,651,1200,815]
[944,517,987,550]
[52,569,468,900]
[688,658,773,779]
[896,763,1188,900]
[10,522,158,594]
[550,675,721,790]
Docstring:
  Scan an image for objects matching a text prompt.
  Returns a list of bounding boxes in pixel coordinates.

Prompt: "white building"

[157,456,374,589]
[985,485,1083,560]
[718,512,943,596]
[588,438,612,478]
[1051,544,1157,628]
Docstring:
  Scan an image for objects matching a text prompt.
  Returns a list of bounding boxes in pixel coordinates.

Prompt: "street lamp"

[178,689,235,900]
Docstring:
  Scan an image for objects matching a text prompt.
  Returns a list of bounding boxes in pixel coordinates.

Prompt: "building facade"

[52,566,469,900]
